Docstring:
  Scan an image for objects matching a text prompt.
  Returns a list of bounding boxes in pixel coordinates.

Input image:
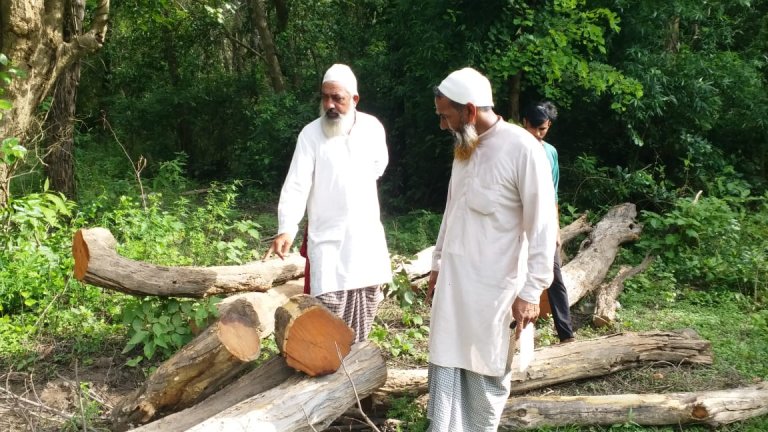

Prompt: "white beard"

[320,106,357,138]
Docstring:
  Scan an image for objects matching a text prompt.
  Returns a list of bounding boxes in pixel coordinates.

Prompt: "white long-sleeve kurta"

[429,118,557,377]
[277,111,392,296]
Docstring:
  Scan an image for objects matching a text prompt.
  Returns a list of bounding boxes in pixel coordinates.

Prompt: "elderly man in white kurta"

[426,68,557,431]
[265,64,392,342]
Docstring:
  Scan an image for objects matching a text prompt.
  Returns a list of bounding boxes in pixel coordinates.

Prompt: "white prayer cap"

[437,67,494,106]
[322,64,358,97]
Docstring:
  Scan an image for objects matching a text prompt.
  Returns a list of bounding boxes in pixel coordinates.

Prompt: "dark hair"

[522,101,558,127]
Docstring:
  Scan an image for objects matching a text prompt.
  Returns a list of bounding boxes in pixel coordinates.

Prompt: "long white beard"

[320,105,357,138]
[453,123,479,161]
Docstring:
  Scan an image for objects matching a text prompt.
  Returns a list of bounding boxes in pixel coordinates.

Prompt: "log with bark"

[371,329,711,403]
[593,255,655,328]
[112,280,303,430]
[559,212,592,246]
[561,203,643,307]
[184,341,386,432]
[501,382,768,430]
[72,227,305,297]
[275,294,355,377]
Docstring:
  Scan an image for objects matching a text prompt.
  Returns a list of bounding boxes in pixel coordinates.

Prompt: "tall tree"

[0,0,109,205]
[43,0,86,200]
[251,0,285,92]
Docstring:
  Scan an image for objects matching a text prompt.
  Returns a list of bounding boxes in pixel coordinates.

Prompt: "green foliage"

[385,210,442,256]
[370,301,429,360]
[386,396,429,432]
[121,297,220,366]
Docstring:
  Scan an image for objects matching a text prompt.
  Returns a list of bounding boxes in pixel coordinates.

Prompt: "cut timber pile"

[275,294,355,377]
[72,227,305,297]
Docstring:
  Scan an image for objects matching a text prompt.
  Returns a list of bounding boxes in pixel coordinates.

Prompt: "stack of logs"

[71,203,768,431]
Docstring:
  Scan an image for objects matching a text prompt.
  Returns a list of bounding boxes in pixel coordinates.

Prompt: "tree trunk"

[0,0,109,206]
[559,212,592,247]
[370,330,712,402]
[275,294,355,377]
[185,341,386,432]
[251,0,285,92]
[562,203,642,307]
[508,71,522,123]
[593,255,655,328]
[43,0,85,200]
[111,281,303,430]
[72,227,306,297]
[501,382,768,430]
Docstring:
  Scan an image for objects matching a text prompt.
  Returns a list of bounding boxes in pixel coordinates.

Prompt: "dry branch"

[593,255,655,328]
[72,227,305,297]
[501,382,768,430]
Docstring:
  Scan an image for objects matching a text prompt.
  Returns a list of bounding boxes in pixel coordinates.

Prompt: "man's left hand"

[511,297,539,339]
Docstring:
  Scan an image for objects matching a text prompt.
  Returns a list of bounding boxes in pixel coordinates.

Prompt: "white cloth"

[323,64,358,96]
[429,118,557,376]
[437,67,494,106]
[277,111,392,295]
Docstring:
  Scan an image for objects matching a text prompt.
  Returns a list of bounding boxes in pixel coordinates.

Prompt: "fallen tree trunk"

[501,382,768,430]
[184,341,387,432]
[112,281,303,430]
[371,330,711,402]
[593,255,655,328]
[559,212,592,246]
[72,227,305,297]
[275,294,355,377]
[562,203,643,307]
[130,355,296,432]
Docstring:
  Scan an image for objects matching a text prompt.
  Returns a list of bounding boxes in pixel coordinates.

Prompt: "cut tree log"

[370,330,711,403]
[72,227,305,297]
[501,382,768,430]
[112,280,303,430]
[561,203,643,307]
[184,341,387,432]
[593,255,655,328]
[130,355,296,432]
[275,294,355,377]
[559,212,592,246]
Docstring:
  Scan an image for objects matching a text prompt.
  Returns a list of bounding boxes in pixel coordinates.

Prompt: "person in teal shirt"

[522,101,575,343]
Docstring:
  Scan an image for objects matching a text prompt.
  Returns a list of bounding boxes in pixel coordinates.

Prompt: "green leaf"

[0,99,11,110]
[125,356,143,367]
[126,330,149,348]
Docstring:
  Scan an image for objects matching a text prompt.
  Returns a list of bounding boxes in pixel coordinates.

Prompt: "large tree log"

[562,203,643,307]
[559,212,592,246]
[72,227,305,297]
[184,341,387,432]
[371,330,711,402]
[593,255,655,328]
[130,355,296,432]
[112,281,303,430]
[275,294,355,377]
[501,382,768,430]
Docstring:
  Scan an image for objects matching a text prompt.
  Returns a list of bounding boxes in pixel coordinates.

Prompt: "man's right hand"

[426,271,439,303]
[263,233,294,260]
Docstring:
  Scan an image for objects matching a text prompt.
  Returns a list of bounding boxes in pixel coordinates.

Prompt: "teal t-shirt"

[542,141,559,203]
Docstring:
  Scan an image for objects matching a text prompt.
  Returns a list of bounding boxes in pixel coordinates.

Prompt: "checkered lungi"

[316,286,384,343]
[426,363,512,431]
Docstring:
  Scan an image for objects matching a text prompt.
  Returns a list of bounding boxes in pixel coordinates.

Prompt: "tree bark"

[72,227,305,297]
[562,203,642,307]
[250,0,285,92]
[0,0,109,205]
[593,255,655,328]
[508,71,522,122]
[370,330,712,401]
[275,294,355,377]
[501,382,768,430]
[559,212,592,247]
[43,0,85,200]
[185,341,386,432]
[112,281,303,430]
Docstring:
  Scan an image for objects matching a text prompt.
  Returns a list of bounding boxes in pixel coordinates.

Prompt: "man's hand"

[426,271,439,303]
[263,233,294,260]
[511,297,539,339]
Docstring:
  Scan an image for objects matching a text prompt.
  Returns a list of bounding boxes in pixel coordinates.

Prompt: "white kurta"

[277,111,392,295]
[429,118,557,377]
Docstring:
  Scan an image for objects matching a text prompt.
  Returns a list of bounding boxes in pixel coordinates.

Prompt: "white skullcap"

[437,67,494,106]
[322,64,358,97]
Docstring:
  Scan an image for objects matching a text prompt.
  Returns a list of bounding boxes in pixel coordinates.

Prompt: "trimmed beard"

[320,103,356,138]
[452,122,479,161]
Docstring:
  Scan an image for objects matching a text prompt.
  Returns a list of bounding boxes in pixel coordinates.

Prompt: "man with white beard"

[264,64,391,343]
[426,67,557,431]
